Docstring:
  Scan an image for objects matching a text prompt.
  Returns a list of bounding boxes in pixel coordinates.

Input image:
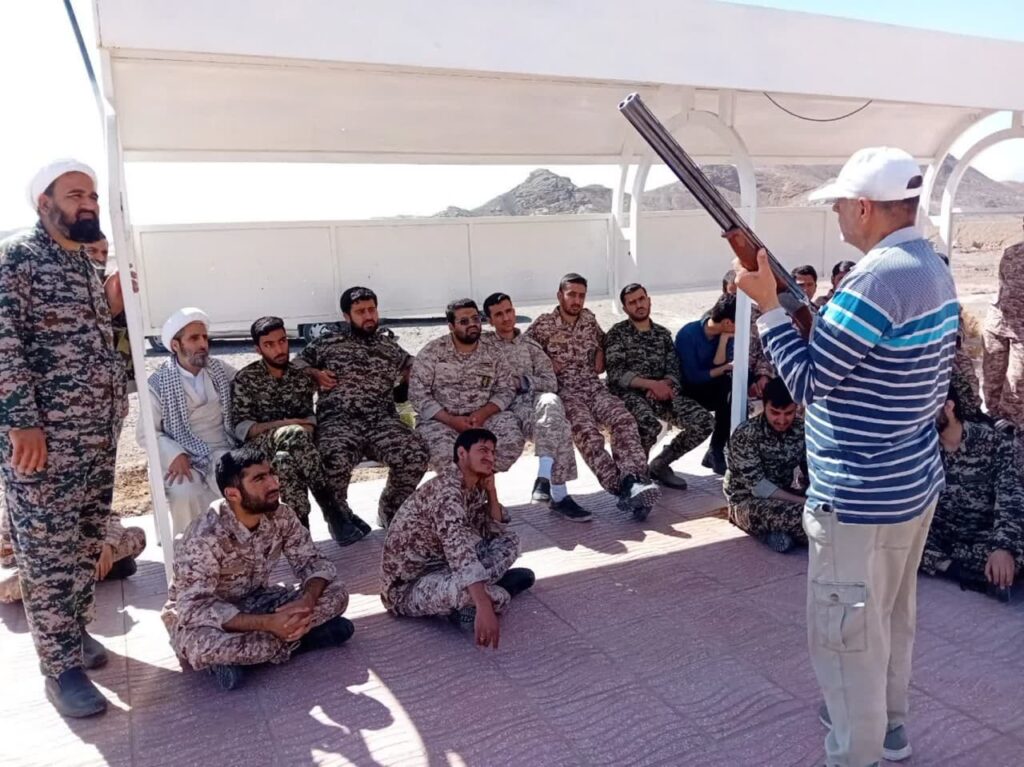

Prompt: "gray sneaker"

[884,725,912,761]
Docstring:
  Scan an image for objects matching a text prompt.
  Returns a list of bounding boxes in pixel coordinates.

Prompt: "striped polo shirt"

[757,227,958,524]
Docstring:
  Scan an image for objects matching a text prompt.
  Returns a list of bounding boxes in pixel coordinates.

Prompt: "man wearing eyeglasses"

[410,299,525,473]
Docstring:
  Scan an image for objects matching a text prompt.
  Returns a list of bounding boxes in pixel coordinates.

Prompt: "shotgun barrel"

[618,92,814,338]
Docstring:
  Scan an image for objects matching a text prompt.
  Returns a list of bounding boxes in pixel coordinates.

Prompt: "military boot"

[649,455,689,490]
[45,668,108,718]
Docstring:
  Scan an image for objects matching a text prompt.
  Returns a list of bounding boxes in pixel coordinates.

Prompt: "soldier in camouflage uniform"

[920,391,1024,601]
[481,292,591,522]
[951,312,984,420]
[0,161,127,717]
[294,287,427,529]
[724,378,808,553]
[410,299,525,473]
[380,429,534,649]
[526,274,660,520]
[605,284,714,491]
[162,447,353,691]
[982,225,1024,429]
[231,316,368,545]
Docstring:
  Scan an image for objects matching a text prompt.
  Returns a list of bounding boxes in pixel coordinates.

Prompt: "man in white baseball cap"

[140,308,238,537]
[736,147,958,767]
[0,159,127,718]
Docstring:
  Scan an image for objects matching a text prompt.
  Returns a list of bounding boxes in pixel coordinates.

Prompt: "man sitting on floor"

[920,389,1024,602]
[161,447,353,691]
[380,429,535,649]
[723,377,808,553]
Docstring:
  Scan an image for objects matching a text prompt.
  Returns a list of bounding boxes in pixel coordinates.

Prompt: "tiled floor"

[2,449,1022,766]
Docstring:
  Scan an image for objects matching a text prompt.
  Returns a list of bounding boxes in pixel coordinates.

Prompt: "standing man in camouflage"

[0,160,127,717]
[724,378,808,553]
[380,429,534,648]
[294,287,427,529]
[920,389,1024,602]
[231,316,367,545]
[527,274,659,519]
[605,283,713,490]
[411,299,525,473]
[982,219,1024,429]
[142,308,237,537]
[162,447,353,691]
[481,292,590,522]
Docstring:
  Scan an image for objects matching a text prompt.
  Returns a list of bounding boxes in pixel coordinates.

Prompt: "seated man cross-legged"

[921,389,1024,602]
[161,447,353,691]
[724,377,809,553]
[380,429,534,649]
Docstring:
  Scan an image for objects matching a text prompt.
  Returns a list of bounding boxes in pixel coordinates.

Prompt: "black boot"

[208,664,245,691]
[496,568,536,599]
[649,456,689,490]
[81,629,109,670]
[45,668,108,718]
[296,616,355,654]
[320,502,366,547]
[103,556,138,581]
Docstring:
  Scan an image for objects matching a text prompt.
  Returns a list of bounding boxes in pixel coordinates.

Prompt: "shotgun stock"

[618,92,814,339]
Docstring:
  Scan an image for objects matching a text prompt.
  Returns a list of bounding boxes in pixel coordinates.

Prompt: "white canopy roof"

[94,0,1024,165]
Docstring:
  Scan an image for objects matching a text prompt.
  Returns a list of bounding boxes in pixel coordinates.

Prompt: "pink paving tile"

[932,734,1024,767]
[894,689,1002,765]
[692,707,827,767]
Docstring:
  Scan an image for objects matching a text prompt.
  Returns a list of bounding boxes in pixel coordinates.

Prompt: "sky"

[1,0,1022,231]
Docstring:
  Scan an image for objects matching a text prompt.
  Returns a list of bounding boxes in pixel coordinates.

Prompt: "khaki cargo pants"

[803,501,936,767]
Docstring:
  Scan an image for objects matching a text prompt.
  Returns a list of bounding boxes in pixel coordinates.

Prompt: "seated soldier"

[231,316,367,545]
[481,292,590,522]
[380,429,535,649]
[161,447,353,690]
[0,510,145,604]
[605,283,713,489]
[921,390,1024,602]
[724,378,808,553]
[410,299,525,473]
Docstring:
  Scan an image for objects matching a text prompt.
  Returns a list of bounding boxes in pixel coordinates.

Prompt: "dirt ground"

[111,216,1020,516]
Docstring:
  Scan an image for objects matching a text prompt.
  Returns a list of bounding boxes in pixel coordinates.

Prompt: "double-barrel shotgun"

[618,92,815,339]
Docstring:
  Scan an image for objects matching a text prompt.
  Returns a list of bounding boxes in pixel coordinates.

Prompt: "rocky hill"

[433,162,1024,218]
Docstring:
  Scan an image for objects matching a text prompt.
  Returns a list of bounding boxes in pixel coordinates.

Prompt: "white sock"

[537,456,554,481]
[550,483,568,502]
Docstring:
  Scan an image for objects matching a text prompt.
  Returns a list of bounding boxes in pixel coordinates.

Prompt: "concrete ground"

[2,445,1023,767]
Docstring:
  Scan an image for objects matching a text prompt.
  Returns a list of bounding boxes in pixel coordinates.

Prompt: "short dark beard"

[68,218,102,244]
[263,355,289,370]
[240,486,279,515]
[351,321,378,339]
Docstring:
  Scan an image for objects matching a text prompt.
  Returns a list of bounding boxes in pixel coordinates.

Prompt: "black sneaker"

[103,556,138,581]
[617,475,660,519]
[448,606,476,627]
[208,664,245,691]
[45,667,108,718]
[763,531,795,553]
[957,572,1013,603]
[549,496,593,523]
[496,568,536,598]
[296,617,355,654]
[82,630,109,670]
[531,477,552,502]
[649,460,689,490]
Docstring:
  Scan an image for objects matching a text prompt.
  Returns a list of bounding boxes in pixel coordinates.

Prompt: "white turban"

[162,307,210,351]
[27,159,98,210]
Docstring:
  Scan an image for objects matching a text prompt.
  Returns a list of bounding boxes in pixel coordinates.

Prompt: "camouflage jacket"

[293,324,411,421]
[380,464,513,609]
[985,241,1024,339]
[934,420,1024,559]
[748,307,776,380]
[950,345,983,420]
[724,414,807,504]
[604,319,681,395]
[410,335,516,420]
[230,359,316,441]
[162,500,336,632]
[0,224,127,432]
[480,330,557,395]
[525,307,605,393]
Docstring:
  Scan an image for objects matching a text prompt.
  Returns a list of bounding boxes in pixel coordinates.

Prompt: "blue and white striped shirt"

[757,227,958,524]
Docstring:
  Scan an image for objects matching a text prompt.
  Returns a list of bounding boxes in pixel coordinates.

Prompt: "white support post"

[105,112,176,583]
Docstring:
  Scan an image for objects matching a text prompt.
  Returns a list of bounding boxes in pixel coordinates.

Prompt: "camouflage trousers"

[1,426,117,677]
[728,498,807,543]
[509,392,577,485]
[561,386,649,494]
[0,522,145,604]
[919,527,1024,582]
[317,412,428,528]
[417,411,525,475]
[252,424,340,523]
[392,534,520,618]
[617,389,714,466]
[982,330,1024,428]
[168,580,349,671]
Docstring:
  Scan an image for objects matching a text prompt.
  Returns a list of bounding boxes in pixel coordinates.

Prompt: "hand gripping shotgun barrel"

[618,92,815,339]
